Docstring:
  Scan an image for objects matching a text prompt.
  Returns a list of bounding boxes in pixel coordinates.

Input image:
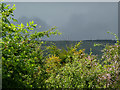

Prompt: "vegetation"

[1,3,120,88]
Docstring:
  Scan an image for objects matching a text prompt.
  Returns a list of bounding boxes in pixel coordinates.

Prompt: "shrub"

[45,54,62,74]
[45,51,102,88]
[1,2,120,89]
[99,37,120,88]
[45,37,120,88]
[1,3,60,88]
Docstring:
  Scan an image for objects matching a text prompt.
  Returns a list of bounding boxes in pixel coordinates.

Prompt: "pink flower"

[94,63,97,66]
[88,56,91,60]
[109,68,112,71]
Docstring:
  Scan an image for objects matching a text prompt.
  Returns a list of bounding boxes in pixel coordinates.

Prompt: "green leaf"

[12,7,16,11]
[28,27,33,30]
[13,4,15,7]
[38,26,41,29]
[12,18,18,22]
[58,32,62,35]
[107,31,110,33]
[27,22,29,27]
[4,4,10,9]
[21,23,24,28]
[29,21,32,26]
[7,74,10,77]
[32,21,34,24]
[25,29,28,33]
[33,24,37,28]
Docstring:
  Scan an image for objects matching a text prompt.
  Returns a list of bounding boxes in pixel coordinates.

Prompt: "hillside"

[41,40,116,59]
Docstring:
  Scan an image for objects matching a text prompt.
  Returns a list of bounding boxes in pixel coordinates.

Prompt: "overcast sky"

[3,0,119,2]
[6,2,118,41]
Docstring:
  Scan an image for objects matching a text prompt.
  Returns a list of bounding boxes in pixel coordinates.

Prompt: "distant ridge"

[40,39,117,42]
[39,39,116,59]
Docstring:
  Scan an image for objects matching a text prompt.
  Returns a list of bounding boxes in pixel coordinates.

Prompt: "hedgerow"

[1,2,120,88]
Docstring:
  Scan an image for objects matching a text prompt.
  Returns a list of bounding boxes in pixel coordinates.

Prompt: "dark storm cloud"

[6,2,118,40]
[58,3,118,40]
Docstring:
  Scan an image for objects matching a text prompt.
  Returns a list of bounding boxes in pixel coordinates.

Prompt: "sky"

[3,0,120,2]
[5,2,118,41]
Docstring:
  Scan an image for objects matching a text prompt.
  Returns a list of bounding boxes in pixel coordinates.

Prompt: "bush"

[45,50,102,88]
[1,3,60,88]
[45,42,120,88]
[1,2,120,89]
[44,34,120,88]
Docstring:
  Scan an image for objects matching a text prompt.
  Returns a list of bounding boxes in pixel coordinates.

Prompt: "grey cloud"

[6,2,118,40]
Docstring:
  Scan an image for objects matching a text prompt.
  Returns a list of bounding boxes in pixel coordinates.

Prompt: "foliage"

[45,55,62,74]
[99,32,120,88]
[1,2,120,89]
[45,42,120,88]
[45,54,101,88]
[1,3,60,88]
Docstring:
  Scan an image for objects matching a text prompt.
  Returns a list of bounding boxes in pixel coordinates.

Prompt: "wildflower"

[86,55,93,61]
[88,56,91,60]
[94,63,97,66]
[72,48,76,52]
[106,74,111,80]
[45,55,61,73]
[112,65,115,68]
[114,55,117,59]
[102,75,106,80]
[109,68,112,71]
